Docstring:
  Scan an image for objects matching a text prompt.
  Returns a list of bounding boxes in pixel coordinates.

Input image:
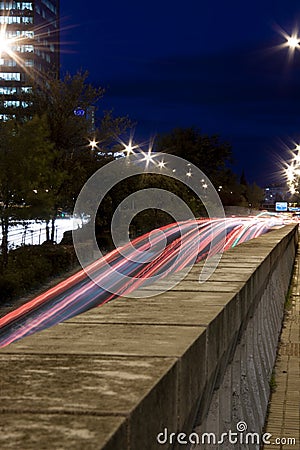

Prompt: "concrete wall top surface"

[0,224,298,450]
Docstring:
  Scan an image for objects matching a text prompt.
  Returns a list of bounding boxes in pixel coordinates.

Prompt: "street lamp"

[286,34,300,50]
[89,138,98,150]
[0,25,31,84]
[277,27,300,61]
[141,148,155,167]
[158,160,166,169]
[0,31,10,57]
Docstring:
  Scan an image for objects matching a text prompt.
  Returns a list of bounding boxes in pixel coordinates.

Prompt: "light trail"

[0,214,294,348]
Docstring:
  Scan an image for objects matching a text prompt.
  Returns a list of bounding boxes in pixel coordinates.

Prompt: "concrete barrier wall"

[190,225,298,449]
[0,224,298,450]
[224,206,261,216]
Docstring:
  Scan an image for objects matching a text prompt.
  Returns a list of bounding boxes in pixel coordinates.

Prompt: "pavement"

[263,247,300,449]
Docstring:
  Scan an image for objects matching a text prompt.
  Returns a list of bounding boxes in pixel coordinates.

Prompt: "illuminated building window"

[15,3,33,10]
[4,100,20,107]
[0,114,15,120]
[0,72,21,80]
[0,3,13,10]
[22,17,33,24]
[11,44,34,53]
[0,58,17,66]
[3,100,31,107]
[0,17,21,24]
[0,86,17,94]
[0,0,59,121]
[6,30,34,39]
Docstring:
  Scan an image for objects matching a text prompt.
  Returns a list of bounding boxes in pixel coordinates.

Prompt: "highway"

[0,214,295,348]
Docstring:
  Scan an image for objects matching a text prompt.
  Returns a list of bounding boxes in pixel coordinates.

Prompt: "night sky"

[60,1,300,186]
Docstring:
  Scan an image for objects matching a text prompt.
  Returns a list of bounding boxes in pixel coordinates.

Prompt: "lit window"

[0,16,21,24]
[16,2,33,10]
[0,3,15,11]
[0,114,15,121]
[3,100,31,108]
[0,72,21,80]
[0,86,17,94]
[0,59,17,67]
[4,100,20,107]
[21,86,32,93]
[22,17,33,24]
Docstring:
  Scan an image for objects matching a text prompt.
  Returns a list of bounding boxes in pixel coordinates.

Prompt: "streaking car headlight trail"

[0,214,289,348]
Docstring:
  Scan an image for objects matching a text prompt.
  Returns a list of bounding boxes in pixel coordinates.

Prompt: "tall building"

[0,1,60,120]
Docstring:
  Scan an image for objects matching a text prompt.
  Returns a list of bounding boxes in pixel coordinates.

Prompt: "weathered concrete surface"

[0,414,127,450]
[0,224,298,450]
[263,247,300,449]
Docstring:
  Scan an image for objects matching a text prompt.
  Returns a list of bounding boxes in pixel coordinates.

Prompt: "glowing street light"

[277,27,300,61]
[0,25,26,69]
[273,25,300,62]
[121,137,140,156]
[158,160,166,169]
[286,34,300,50]
[123,143,134,156]
[89,138,98,150]
[284,149,300,194]
[0,31,10,57]
[141,149,155,167]
[140,139,157,167]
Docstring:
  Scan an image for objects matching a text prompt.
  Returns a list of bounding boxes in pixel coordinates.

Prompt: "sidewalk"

[263,248,300,449]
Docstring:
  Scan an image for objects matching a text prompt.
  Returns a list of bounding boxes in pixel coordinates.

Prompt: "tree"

[156,127,233,187]
[95,171,205,242]
[240,169,248,187]
[0,116,54,268]
[26,71,132,241]
[242,182,264,209]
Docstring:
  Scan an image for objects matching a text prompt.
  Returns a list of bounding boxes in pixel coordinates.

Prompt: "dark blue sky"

[60,0,300,186]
